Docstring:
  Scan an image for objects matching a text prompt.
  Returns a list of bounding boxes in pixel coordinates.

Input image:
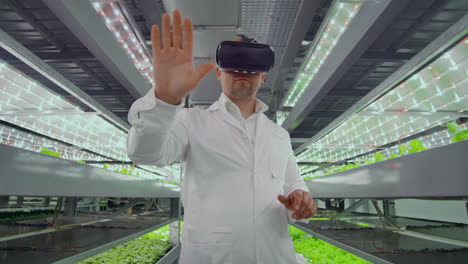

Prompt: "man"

[126,9,316,264]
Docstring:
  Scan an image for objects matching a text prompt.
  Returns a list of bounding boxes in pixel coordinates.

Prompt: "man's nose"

[233,72,250,78]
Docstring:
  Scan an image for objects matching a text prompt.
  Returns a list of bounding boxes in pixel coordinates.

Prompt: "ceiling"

[0,0,467,152]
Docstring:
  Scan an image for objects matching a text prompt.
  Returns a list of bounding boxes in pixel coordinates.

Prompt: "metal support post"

[371,200,402,231]
[334,199,368,220]
[169,198,180,246]
[0,196,10,207]
[170,220,179,246]
[93,198,99,213]
[16,196,24,206]
[64,197,78,216]
[170,198,179,218]
[383,200,396,218]
[44,197,50,207]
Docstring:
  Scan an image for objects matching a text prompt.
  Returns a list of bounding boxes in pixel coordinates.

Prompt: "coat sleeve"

[284,153,310,196]
[284,146,311,224]
[126,88,189,167]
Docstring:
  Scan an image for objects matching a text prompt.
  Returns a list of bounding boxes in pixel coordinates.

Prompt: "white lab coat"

[126,88,310,264]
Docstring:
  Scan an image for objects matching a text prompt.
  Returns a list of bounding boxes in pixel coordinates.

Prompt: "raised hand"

[151,9,216,104]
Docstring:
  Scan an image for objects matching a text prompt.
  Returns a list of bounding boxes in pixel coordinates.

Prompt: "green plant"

[76,225,173,264]
[39,147,61,157]
[304,140,429,180]
[446,121,468,142]
[407,140,427,153]
[156,179,178,186]
[290,226,371,264]
[373,152,386,162]
[0,209,54,221]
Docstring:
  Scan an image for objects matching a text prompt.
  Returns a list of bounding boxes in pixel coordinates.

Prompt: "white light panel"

[0,124,106,161]
[91,1,153,86]
[300,165,319,175]
[0,124,179,182]
[283,1,363,107]
[350,122,468,163]
[0,59,128,161]
[298,37,468,163]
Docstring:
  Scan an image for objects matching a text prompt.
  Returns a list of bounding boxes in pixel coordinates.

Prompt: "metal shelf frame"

[51,217,177,264]
[155,243,181,264]
[292,219,468,264]
[0,216,178,264]
[0,143,182,263]
[0,207,54,212]
[0,144,179,198]
[291,221,392,264]
[305,140,468,199]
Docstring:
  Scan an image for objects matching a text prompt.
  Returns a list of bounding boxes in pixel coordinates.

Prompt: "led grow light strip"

[303,122,468,179]
[0,125,109,161]
[104,164,166,180]
[300,165,319,175]
[283,1,363,107]
[350,122,468,163]
[299,115,455,162]
[0,59,129,160]
[0,63,79,112]
[298,37,468,163]
[0,125,176,181]
[91,1,153,86]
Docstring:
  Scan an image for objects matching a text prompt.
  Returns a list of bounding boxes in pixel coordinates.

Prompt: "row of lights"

[92,1,153,86]
[0,124,174,181]
[0,59,129,161]
[283,1,363,107]
[304,121,467,179]
[0,124,108,161]
[351,123,466,164]
[298,38,467,163]
[299,165,319,175]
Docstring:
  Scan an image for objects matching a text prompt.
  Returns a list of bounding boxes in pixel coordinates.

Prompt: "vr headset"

[216,35,275,74]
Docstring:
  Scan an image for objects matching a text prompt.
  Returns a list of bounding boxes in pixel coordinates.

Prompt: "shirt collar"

[218,92,269,114]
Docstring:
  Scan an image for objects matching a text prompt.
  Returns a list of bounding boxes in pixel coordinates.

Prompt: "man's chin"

[232,90,254,97]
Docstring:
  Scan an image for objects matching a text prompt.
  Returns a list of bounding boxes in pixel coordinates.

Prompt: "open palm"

[151,10,216,105]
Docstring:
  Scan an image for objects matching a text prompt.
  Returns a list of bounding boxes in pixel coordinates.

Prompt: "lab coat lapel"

[208,101,246,135]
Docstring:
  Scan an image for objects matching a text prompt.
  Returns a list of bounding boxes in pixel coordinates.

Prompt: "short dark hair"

[235,34,257,43]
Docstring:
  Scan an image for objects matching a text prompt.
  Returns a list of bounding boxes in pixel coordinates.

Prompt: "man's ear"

[261,73,267,83]
[216,68,221,81]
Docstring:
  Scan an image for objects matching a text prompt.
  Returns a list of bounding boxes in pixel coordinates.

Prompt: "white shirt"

[218,92,269,145]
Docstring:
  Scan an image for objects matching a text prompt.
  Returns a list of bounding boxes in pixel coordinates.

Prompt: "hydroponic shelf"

[305,139,468,199]
[0,207,54,212]
[293,219,468,264]
[0,143,179,198]
[0,216,176,264]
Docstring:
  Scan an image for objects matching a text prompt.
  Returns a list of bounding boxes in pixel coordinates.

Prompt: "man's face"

[216,69,266,98]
